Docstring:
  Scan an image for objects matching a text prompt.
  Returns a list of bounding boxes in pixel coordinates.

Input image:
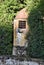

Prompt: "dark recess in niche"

[19,21,26,29]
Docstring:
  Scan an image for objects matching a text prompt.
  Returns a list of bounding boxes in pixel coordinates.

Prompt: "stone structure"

[12,8,29,55]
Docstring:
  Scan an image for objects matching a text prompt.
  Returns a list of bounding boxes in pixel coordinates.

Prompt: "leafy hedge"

[0,21,13,55]
[26,0,44,59]
[0,0,26,55]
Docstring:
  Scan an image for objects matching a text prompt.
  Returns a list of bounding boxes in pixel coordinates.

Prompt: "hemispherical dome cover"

[15,8,28,19]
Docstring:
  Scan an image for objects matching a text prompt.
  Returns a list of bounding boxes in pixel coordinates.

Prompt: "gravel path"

[0,56,44,65]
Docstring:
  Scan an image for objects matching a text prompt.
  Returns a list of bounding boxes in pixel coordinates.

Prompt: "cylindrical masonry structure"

[12,8,29,55]
[13,19,28,47]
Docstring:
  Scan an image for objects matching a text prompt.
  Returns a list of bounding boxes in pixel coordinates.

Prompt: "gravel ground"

[0,56,44,65]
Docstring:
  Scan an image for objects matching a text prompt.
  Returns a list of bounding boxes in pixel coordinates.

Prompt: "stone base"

[12,46,17,55]
[12,46,26,56]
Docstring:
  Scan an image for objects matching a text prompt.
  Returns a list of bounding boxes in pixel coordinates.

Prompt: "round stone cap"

[15,8,28,19]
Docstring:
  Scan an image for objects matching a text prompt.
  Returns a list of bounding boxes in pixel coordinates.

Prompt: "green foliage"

[0,0,44,58]
[26,0,44,59]
[0,0,26,55]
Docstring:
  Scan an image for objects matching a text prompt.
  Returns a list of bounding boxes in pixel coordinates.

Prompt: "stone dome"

[15,8,28,19]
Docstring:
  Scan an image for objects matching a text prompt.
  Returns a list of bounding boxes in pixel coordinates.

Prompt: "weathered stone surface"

[0,56,44,65]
